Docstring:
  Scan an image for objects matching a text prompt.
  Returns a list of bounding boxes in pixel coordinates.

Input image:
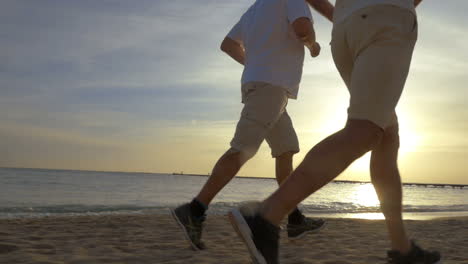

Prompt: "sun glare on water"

[348,183,384,220]
[353,183,380,207]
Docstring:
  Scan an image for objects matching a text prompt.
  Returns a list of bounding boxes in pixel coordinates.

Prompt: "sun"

[398,114,422,155]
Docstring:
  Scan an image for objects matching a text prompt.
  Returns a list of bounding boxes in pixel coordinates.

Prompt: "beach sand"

[0,214,466,264]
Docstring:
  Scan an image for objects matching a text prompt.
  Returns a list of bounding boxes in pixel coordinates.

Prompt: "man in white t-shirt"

[171,0,326,251]
[230,1,442,264]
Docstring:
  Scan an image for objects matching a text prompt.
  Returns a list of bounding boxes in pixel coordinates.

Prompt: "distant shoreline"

[169,173,467,189]
[1,166,467,188]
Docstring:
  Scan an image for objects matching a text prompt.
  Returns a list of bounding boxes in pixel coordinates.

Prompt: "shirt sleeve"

[287,0,313,24]
[226,20,243,44]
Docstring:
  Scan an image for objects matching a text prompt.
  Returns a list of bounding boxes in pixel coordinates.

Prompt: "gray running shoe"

[287,216,326,240]
[387,241,442,264]
[171,203,206,250]
[229,202,280,264]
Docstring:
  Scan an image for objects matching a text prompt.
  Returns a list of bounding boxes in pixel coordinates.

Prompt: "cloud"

[1,0,467,183]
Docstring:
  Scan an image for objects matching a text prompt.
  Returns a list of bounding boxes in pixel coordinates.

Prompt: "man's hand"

[304,40,320,57]
[310,42,321,57]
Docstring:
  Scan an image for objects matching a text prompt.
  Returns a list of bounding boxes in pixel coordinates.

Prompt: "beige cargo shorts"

[331,5,418,128]
[230,82,300,160]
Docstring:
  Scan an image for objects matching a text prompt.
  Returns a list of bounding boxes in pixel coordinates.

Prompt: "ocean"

[1,167,467,220]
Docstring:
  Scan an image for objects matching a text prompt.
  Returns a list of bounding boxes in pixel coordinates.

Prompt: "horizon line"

[1,166,467,187]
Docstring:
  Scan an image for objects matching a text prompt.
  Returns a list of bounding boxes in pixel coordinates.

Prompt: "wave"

[1,202,467,219]
[207,202,468,214]
[300,203,468,214]
[0,205,160,218]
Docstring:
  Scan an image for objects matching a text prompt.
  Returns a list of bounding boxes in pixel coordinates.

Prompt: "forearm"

[292,17,320,57]
[292,17,316,48]
[306,0,334,22]
[299,28,320,57]
[226,47,245,65]
[220,37,245,65]
[414,0,423,7]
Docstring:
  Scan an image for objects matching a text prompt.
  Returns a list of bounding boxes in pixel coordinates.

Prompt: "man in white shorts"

[230,0,442,264]
[171,0,326,250]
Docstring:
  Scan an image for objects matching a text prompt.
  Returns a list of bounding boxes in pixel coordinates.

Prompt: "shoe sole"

[228,209,267,264]
[287,221,327,241]
[170,208,202,251]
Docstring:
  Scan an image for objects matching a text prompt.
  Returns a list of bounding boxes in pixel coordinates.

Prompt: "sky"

[1,0,467,184]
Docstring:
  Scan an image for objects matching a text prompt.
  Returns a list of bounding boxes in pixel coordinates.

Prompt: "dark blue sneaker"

[387,241,442,264]
[228,202,280,264]
[287,216,326,240]
[171,203,206,250]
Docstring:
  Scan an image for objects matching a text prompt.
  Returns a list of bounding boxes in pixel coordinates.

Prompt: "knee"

[382,124,400,149]
[225,147,258,165]
[275,151,295,160]
[345,119,384,151]
[368,127,384,150]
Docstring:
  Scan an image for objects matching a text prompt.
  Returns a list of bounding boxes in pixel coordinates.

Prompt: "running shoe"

[387,241,442,264]
[229,202,280,264]
[171,203,206,250]
[287,216,326,240]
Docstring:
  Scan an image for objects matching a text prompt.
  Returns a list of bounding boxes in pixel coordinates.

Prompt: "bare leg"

[195,149,246,205]
[260,119,383,226]
[275,151,303,220]
[370,124,411,253]
[275,151,294,185]
[196,150,295,206]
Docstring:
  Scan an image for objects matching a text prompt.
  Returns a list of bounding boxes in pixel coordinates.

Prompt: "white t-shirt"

[227,0,313,99]
[334,0,415,24]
